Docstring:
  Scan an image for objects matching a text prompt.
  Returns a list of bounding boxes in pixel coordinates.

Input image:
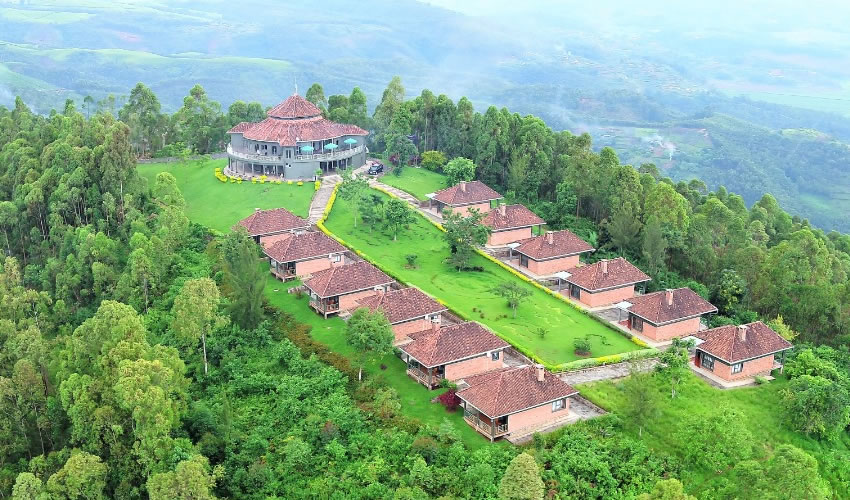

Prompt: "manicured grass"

[379,168,448,200]
[578,372,850,496]
[137,158,315,232]
[324,193,639,366]
[263,274,496,450]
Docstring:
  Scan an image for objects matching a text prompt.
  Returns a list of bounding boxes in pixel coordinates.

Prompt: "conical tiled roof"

[266,94,322,119]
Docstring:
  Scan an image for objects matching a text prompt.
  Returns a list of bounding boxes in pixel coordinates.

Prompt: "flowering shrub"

[297,181,304,186]
[314,180,321,191]
[288,180,294,185]
[436,390,461,412]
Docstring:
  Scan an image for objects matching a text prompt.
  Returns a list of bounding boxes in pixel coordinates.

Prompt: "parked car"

[367,162,384,175]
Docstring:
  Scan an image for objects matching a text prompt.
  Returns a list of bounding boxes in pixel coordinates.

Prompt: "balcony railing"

[464,409,508,436]
[271,267,295,280]
[310,300,340,314]
[227,144,363,163]
[407,368,442,387]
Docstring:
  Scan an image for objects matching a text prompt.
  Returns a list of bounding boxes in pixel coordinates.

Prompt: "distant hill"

[1,0,850,230]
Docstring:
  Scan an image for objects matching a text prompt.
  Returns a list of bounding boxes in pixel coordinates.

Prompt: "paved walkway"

[558,358,659,386]
[308,174,341,224]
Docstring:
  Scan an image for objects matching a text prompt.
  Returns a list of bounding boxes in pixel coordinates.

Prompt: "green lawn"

[137,158,315,232]
[324,193,639,366]
[579,372,850,496]
[263,275,497,450]
[379,168,448,200]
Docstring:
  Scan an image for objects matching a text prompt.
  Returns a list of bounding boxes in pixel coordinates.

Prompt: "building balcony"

[271,267,295,281]
[227,144,364,164]
[407,367,443,388]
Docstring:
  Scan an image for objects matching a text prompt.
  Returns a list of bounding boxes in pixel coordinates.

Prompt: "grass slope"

[579,372,850,496]
[324,193,638,366]
[379,168,449,200]
[137,159,314,232]
[263,276,496,450]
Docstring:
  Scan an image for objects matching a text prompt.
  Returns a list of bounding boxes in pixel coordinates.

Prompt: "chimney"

[459,181,466,192]
[536,364,545,382]
[737,325,748,342]
[499,203,507,216]
[601,259,608,275]
[431,321,439,333]
[665,289,674,306]
[546,231,554,245]
[255,207,261,212]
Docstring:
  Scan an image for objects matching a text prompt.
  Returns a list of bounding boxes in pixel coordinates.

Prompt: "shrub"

[436,390,461,412]
[574,336,592,356]
[404,254,418,269]
[297,181,304,186]
[288,180,294,185]
[755,375,769,385]
[536,327,547,339]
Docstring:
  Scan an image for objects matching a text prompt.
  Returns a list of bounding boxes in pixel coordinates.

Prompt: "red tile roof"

[626,288,717,325]
[227,94,368,146]
[227,121,252,133]
[399,322,509,368]
[514,230,594,260]
[481,204,545,231]
[262,231,345,263]
[266,94,322,119]
[457,365,578,418]
[357,287,446,324]
[234,208,310,236]
[565,257,650,291]
[432,181,503,206]
[304,261,393,298]
[693,321,792,363]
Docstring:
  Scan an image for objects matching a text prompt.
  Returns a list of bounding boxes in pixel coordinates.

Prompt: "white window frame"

[552,399,565,412]
[732,362,743,374]
[430,314,440,323]
[491,351,500,361]
[331,253,341,263]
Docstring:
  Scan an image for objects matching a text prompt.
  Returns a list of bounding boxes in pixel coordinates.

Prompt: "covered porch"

[270,260,296,281]
[462,404,508,441]
[309,296,340,318]
[406,360,444,389]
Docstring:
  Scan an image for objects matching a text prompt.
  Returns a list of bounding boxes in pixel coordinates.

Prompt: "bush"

[404,254,418,269]
[755,375,769,385]
[436,390,461,412]
[574,336,592,356]
[297,181,303,186]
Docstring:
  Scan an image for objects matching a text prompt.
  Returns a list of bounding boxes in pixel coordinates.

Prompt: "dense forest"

[1,78,849,498]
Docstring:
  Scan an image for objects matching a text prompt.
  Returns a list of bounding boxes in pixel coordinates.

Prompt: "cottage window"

[552,399,565,412]
[331,253,341,263]
[272,146,277,154]
[286,149,292,159]
[570,285,581,299]
[519,254,529,268]
[430,314,440,323]
[732,362,743,374]
[491,351,500,361]
[702,353,715,372]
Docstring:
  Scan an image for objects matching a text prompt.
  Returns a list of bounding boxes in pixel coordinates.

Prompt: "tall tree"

[220,230,266,329]
[636,479,695,500]
[491,282,532,318]
[498,453,544,500]
[642,217,668,275]
[382,198,414,241]
[174,84,225,154]
[607,209,642,256]
[172,278,228,376]
[305,83,328,112]
[119,83,164,157]
[621,367,659,437]
[338,169,370,228]
[443,157,476,186]
[345,308,394,381]
[443,209,490,270]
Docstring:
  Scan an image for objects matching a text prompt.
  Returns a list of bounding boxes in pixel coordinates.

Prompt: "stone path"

[308,174,341,224]
[558,358,659,386]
